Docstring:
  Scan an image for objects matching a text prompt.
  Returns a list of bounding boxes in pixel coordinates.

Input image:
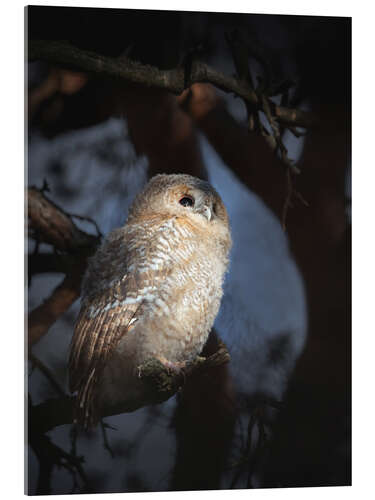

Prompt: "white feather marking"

[122,297,139,305]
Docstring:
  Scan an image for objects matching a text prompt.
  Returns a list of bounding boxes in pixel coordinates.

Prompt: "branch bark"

[28,40,316,129]
[28,187,98,252]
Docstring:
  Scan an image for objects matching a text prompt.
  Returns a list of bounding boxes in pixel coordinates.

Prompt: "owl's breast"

[110,216,229,366]
[133,253,226,363]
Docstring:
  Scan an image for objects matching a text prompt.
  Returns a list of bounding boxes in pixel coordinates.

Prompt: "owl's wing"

[69,278,142,426]
[68,226,173,427]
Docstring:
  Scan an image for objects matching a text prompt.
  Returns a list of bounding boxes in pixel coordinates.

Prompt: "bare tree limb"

[28,187,99,252]
[28,252,70,276]
[29,341,231,434]
[28,40,316,130]
[27,41,315,229]
[28,268,83,348]
[27,187,100,348]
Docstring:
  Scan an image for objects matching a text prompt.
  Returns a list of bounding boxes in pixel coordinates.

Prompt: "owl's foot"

[136,357,187,380]
[156,356,187,375]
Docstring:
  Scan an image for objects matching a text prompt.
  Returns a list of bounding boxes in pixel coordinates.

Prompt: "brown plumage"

[69,174,231,427]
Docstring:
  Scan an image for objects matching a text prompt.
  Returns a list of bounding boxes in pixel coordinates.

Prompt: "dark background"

[27,6,351,494]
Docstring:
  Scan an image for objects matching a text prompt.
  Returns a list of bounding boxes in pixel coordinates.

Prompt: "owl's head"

[128,173,230,235]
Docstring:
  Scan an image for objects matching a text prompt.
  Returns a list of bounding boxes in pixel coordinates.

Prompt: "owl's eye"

[179,196,195,207]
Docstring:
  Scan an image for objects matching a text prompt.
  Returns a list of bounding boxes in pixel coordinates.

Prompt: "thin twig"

[281,167,294,230]
[29,353,66,397]
[29,397,89,495]
[70,213,103,238]
[100,420,116,458]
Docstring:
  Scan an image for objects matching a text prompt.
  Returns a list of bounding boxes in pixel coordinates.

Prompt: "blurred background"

[26,6,351,494]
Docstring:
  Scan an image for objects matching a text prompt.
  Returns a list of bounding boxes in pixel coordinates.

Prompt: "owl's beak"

[202,205,212,221]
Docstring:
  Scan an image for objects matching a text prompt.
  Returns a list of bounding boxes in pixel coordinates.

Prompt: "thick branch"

[28,252,70,275]
[28,187,98,252]
[30,342,231,434]
[28,40,316,129]
[28,268,83,347]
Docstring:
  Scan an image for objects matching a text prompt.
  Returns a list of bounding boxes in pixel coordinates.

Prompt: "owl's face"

[129,174,230,232]
[162,179,228,226]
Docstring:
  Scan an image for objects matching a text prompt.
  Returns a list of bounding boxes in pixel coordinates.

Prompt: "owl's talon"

[157,356,186,375]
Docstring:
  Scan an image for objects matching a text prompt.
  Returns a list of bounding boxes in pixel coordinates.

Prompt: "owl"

[69,174,231,427]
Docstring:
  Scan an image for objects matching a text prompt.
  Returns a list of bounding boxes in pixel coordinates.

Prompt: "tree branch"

[28,187,99,252]
[28,40,316,129]
[29,404,89,494]
[29,353,66,397]
[27,187,100,348]
[28,252,70,276]
[28,268,83,348]
[29,341,231,434]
